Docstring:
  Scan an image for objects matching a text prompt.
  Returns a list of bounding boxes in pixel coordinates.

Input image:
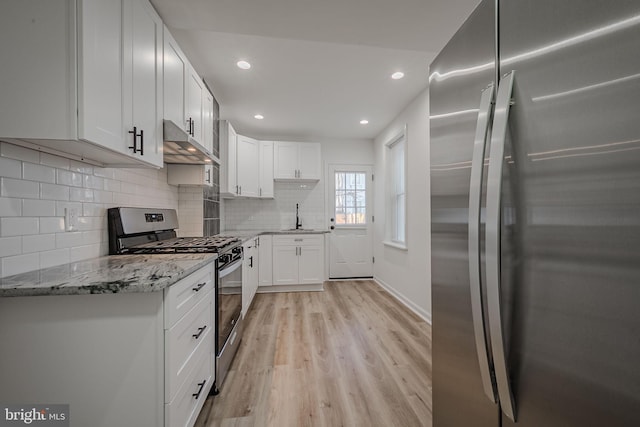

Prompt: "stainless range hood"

[162,120,220,165]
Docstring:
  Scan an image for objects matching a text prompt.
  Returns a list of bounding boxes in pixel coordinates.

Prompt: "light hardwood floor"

[195,280,432,427]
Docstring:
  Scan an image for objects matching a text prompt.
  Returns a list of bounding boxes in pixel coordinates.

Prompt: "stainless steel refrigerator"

[429,1,640,425]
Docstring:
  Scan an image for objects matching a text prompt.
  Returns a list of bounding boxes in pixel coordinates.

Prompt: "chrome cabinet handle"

[468,84,497,403]
[486,70,517,422]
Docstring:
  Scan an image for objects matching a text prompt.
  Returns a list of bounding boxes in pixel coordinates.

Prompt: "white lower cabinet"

[242,238,259,315]
[0,261,216,427]
[258,235,273,286]
[272,234,324,285]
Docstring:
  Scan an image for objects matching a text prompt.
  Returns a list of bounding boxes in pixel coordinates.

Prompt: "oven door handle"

[219,257,243,278]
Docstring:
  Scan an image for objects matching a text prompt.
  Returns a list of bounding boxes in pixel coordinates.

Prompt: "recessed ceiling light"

[254,114,264,120]
[237,60,251,70]
[391,71,405,80]
[187,147,196,152]
[204,159,212,163]
[360,119,369,125]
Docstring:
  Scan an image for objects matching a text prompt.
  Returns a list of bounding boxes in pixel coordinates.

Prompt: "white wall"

[0,142,179,278]
[223,138,373,231]
[373,88,431,322]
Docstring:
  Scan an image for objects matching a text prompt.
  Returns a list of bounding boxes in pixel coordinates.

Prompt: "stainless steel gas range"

[108,207,243,392]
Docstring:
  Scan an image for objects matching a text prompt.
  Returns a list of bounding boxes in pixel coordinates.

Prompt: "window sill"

[383,240,408,251]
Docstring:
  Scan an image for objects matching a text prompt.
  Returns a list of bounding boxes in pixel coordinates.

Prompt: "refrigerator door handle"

[486,71,517,422]
[468,83,497,403]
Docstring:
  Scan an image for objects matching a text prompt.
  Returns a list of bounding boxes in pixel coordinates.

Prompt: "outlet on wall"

[65,207,79,231]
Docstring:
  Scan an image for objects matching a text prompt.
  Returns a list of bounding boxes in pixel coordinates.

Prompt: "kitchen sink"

[282,228,315,232]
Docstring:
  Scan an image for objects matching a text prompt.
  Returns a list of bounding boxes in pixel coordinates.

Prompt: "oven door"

[217,255,243,356]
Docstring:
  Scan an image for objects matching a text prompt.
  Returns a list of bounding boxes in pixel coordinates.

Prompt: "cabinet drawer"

[165,292,213,401]
[272,234,323,246]
[165,264,214,328]
[165,343,212,427]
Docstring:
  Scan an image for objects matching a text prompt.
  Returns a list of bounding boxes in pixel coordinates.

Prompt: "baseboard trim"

[257,283,324,293]
[373,276,432,324]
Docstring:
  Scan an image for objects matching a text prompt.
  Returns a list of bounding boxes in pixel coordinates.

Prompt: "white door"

[299,244,324,284]
[272,245,298,285]
[328,165,374,278]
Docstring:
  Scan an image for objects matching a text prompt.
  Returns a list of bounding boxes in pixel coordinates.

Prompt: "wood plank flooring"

[195,280,432,427]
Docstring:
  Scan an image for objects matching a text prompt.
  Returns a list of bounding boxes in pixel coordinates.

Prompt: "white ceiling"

[150,0,480,141]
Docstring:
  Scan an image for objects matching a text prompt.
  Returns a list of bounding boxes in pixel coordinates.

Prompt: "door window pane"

[335,172,366,225]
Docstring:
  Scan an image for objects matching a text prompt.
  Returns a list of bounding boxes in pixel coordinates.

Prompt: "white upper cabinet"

[186,66,204,145]
[162,28,187,131]
[259,141,274,198]
[203,90,214,154]
[0,0,163,168]
[274,142,321,181]
[121,0,163,167]
[236,135,260,197]
[220,121,238,197]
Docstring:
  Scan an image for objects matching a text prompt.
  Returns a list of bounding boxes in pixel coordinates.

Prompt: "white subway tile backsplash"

[0,236,22,257]
[1,217,39,237]
[1,253,39,276]
[56,170,83,187]
[39,217,65,234]
[40,248,70,269]
[103,178,121,192]
[40,153,70,170]
[0,142,180,277]
[0,157,22,178]
[69,160,93,174]
[55,201,83,218]
[69,244,101,262]
[1,143,40,163]
[40,183,70,201]
[93,168,115,180]
[55,231,84,249]
[70,187,94,202]
[22,163,56,183]
[0,197,22,216]
[1,177,40,199]
[23,234,56,253]
[83,174,104,190]
[93,190,113,203]
[23,199,56,217]
[82,203,104,217]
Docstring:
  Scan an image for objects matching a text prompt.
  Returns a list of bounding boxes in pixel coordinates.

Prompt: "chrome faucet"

[296,203,302,229]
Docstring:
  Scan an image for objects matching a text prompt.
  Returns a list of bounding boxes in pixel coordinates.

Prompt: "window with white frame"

[385,128,407,248]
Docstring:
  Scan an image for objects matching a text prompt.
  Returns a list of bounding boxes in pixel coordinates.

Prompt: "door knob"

[330,226,335,230]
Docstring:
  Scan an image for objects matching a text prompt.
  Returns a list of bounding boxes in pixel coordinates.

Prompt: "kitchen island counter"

[0,253,217,297]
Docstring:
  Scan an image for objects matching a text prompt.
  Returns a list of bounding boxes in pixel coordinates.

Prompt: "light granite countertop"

[219,229,329,243]
[0,253,217,298]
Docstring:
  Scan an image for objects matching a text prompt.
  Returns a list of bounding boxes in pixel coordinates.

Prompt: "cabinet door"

[274,141,298,179]
[163,28,186,130]
[0,0,76,140]
[242,244,252,316]
[78,0,124,150]
[258,235,273,286]
[259,141,274,198]
[122,0,163,167]
[203,91,214,154]
[186,67,204,144]
[272,245,299,285]
[298,143,321,180]
[299,245,324,284]
[237,135,260,197]
[226,123,238,195]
